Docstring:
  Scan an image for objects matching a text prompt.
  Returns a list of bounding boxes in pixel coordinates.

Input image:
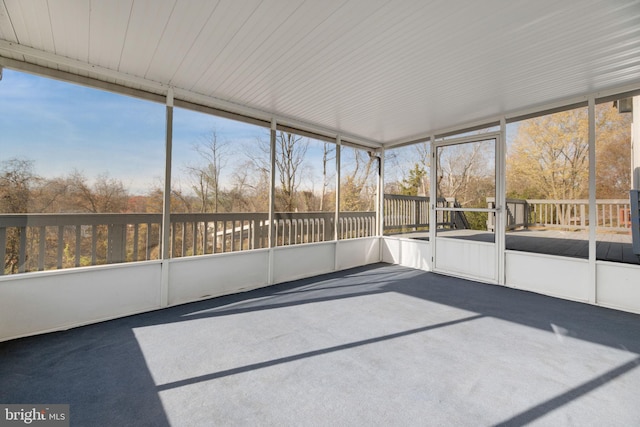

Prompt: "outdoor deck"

[1,263,639,426]
[396,229,640,265]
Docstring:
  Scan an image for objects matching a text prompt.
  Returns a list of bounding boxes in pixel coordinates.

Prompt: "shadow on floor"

[1,263,639,425]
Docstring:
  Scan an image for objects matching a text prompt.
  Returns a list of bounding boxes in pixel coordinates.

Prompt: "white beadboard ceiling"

[0,0,639,146]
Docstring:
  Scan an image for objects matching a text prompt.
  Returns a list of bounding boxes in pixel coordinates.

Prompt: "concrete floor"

[1,263,639,426]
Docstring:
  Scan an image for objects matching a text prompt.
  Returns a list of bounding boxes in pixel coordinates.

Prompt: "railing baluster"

[181,222,186,257]
[292,220,296,244]
[144,223,149,260]
[212,221,218,253]
[203,221,209,254]
[192,221,197,255]
[252,220,259,249]
[133,224,139,262]
[17,226,27,273]
[608,204,613,228]
[302,218,306,243]
[106,225,112,264]
[286,220,290,245]
[38,226,46,271]
[92,225,97,265]
[544,204,547,225]
[222,221,227,253]
[57,226,64,269]
[75,225,81,267]
[231,221,236,252]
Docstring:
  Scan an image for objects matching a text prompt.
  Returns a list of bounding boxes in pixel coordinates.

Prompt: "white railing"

[0,211,376,275]
[4,196,634,275]
[487,198,633,232]
[528,199,631,231]
[384,194,430,231]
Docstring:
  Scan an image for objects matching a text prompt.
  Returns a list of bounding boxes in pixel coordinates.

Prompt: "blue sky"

[0,69,167,193]
[0,69,340,195]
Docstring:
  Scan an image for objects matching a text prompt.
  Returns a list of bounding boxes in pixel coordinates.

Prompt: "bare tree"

[414,141,431,196]
[320,142,335,211]
[247,131,309,211]
[436,141,493,206]
[275,132,308,211]
[0,158,38,273]
[67,171,129,213]
[228,159,271,212]
[0,158,37,213]
[186,129,228,213]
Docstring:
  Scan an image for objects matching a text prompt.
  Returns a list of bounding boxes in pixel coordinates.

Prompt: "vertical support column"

[268,119,277,284]
[588,97,597,304]
[334,136,341,270]
[497,118,507,285]
[377,148,384,237]
[377,148,385,263]
[334,136,341,242]
[429,136,437,270]
[160,88,174,307]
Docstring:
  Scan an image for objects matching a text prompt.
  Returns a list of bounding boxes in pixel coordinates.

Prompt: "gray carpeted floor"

[1,263,639,426]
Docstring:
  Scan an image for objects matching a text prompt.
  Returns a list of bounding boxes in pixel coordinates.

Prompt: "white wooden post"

[160,88,174,307]
[267,119,277,284]
[588,97,596,304]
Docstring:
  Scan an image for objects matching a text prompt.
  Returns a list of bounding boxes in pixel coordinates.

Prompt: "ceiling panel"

[0,1,15,42]
[4,0,52,49]
[0,0,639,145]
[168,0,262,90]
[218,0,354,100]
[143,0,221,82]
[117,1,173,78]
[48,0,90,62]
[215,0,391,102]
[88,0,132,69]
